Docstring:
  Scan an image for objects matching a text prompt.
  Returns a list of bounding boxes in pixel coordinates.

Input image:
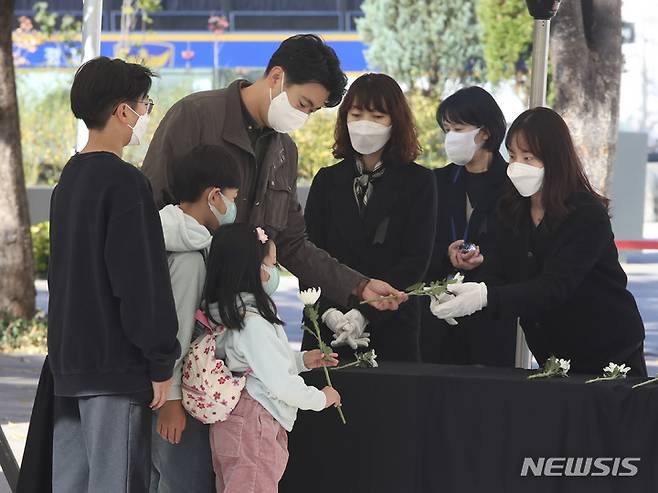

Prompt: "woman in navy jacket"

[301,73,437,362]
[421,87,517,366]
[431,107,647,376]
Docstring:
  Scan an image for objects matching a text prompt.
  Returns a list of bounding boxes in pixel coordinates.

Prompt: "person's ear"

[115,102,133,125]
[207,188,227,214]
[266,67,284,91]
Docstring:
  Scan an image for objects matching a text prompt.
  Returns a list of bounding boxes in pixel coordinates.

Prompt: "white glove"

[429,292,458,326]
[344,309,369,336]
[331,325,371,350]
[429,282,488,320]
[341,309,370,349]
[322,308,351,333]
[323,308,371,350]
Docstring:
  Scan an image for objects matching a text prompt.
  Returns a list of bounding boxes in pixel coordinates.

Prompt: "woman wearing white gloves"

[431,107,647,376]
[420,86,517,367]
[301,73,437,361]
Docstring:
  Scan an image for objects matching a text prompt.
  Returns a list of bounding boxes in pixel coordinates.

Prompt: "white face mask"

[347,120,392,155]
[507,162,545,197]
[126,105,150,146]
[267,72,309,133]
[444,127,482,166]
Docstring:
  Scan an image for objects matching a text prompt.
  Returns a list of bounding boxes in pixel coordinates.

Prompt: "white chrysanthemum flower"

[618,364,630,375]
[558,359,571,372]
[357,349,378,368]
[453,272,465,284]
[367,349,378,368]
[299,288,321,306]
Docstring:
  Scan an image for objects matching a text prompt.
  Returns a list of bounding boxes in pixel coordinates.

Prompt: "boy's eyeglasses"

[131,97,155,115]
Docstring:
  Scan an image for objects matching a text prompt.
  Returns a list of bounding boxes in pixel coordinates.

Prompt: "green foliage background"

[31,221,50,278]
[15,1,539,185]
[357,0,485,96]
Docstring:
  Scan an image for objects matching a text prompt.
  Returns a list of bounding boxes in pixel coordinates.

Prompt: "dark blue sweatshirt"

[47,151,180,396]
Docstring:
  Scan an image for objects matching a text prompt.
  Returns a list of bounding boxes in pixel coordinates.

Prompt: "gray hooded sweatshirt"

[159,204,212,400]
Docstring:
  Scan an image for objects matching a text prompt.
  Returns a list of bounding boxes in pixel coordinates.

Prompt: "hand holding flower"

[304,349,339,369]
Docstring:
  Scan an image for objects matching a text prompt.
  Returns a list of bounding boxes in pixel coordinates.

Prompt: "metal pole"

[529,19,551,108]
[514,15,553,370]
[75,0,104,152]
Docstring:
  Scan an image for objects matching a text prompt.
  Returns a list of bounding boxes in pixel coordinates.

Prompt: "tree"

[478,0,533,101]
[117,0,162,60]
[33,1,82,65]
[292,109,337,182]
[550,0,623,194]
[357,0,484,96]
[0,0,36,318]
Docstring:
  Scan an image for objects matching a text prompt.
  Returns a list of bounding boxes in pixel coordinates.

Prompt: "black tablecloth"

[281,363,658,493]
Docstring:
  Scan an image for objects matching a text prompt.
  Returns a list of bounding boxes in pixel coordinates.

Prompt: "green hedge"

[31,221,50,278]
[0,311,48,352]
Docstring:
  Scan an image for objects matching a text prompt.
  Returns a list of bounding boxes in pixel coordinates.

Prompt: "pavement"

[2,259,658,491]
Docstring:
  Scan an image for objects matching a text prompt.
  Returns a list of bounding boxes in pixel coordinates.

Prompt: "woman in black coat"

[431,107,647,376]
[301,73,437,362]
[420,87,517,366]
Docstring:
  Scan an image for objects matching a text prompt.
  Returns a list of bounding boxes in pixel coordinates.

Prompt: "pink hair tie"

[255,227,268,244]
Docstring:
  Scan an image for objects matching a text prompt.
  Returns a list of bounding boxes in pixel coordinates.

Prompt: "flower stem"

[632,377,658,389]
[308,308,347,424]
[586,376,617,384]
[359,294,400,305]
[331,361,359,371]
[321,364,346,424]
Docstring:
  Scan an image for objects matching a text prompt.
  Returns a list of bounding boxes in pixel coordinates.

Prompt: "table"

[281,363,658,493]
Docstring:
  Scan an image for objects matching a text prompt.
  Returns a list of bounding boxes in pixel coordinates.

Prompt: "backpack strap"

[195,309,224,335]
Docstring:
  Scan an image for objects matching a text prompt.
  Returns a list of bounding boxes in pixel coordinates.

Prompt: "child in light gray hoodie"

[151,145,240,493]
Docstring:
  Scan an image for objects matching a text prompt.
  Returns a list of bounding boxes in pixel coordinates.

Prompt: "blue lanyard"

[450,167,472,242]
[451,216,472,243]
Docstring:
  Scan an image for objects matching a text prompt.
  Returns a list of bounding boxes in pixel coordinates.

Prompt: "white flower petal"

[299,287,322,306]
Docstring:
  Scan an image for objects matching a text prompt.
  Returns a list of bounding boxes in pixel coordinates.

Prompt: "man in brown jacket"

[142,34,404,310]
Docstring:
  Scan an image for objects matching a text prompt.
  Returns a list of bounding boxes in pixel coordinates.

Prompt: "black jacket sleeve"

[359,171,438,325]
[304,167,330,251]
[425,171,454,281]
[488,202,612,320]
[104,196,181,382]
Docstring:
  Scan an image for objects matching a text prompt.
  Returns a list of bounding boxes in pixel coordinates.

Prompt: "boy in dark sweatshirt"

[47,56,180,493]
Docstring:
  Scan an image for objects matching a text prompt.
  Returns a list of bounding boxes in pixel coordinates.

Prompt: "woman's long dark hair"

[499,107,609,229]
[333,73,421,164]
[203,223,283,330]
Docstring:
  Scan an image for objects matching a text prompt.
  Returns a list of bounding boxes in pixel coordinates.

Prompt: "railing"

[616,240,658,250]
[13,9,364,32]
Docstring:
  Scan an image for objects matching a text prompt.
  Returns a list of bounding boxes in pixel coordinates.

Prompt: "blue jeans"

[150,408,215,493]
[53,391,152,493]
